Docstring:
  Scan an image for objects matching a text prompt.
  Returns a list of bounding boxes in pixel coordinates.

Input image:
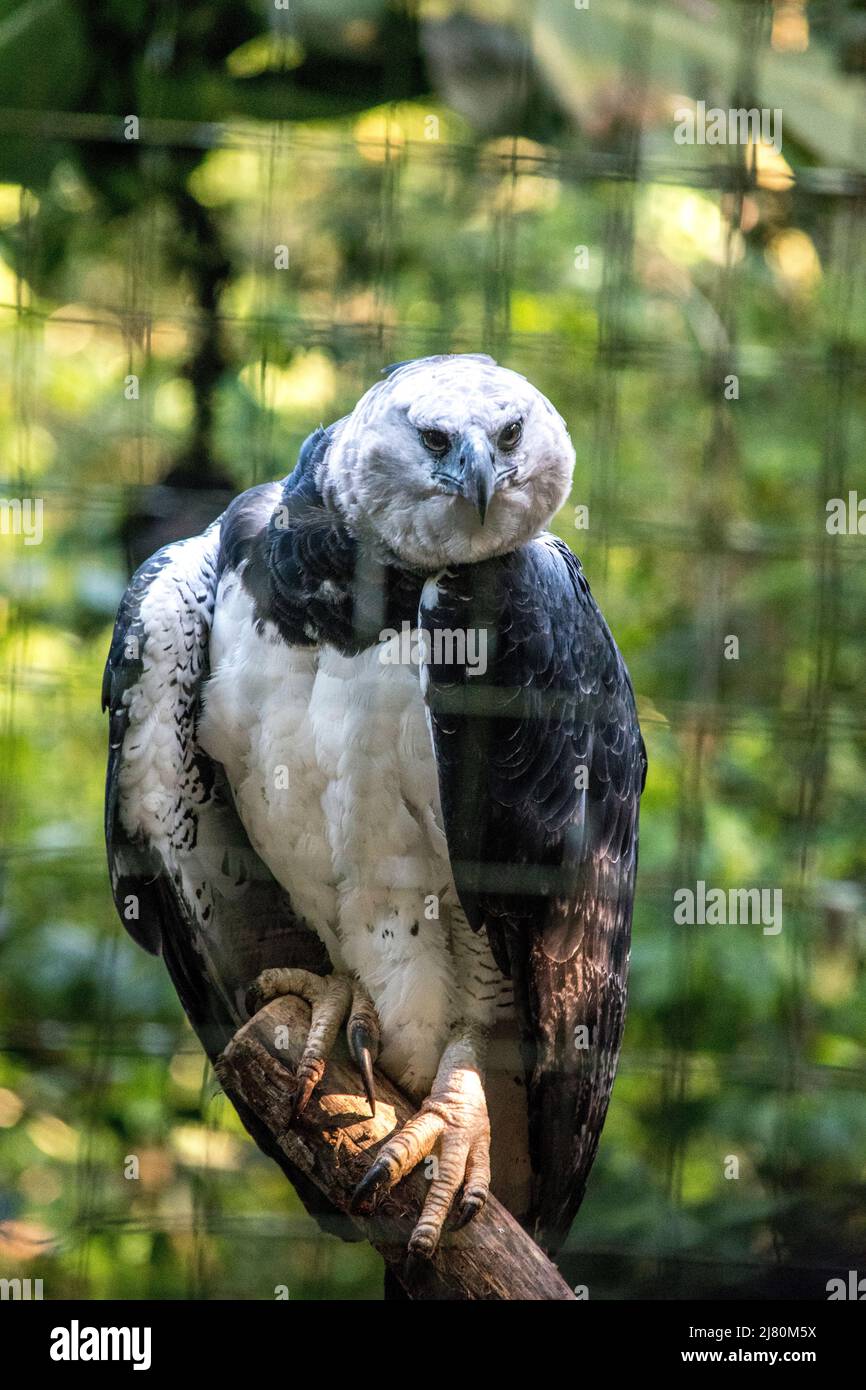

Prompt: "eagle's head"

[321,354,575,569]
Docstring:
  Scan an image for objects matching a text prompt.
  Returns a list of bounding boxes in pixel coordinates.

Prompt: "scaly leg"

[351,1024,491,1256]
[246,968,380,1120]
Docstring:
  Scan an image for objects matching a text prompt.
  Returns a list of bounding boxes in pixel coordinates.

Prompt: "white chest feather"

[198,571,507,1093]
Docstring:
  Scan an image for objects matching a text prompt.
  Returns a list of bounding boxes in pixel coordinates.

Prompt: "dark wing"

[103,496,344,1231]
[421,535,646,1254]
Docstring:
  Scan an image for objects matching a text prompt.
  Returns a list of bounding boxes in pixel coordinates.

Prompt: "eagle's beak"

[456,433,497,525]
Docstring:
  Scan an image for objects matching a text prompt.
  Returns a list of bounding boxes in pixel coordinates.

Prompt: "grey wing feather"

[421,536,646,1253]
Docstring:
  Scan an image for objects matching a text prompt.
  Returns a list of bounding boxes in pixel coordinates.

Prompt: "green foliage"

[1,0,865,1300]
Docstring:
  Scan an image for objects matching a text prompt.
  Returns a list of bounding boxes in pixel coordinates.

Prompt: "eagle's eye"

[498,419,522,450]
[420,427,451,456]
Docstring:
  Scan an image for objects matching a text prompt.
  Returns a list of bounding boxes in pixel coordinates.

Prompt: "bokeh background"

[1,0,865,1300]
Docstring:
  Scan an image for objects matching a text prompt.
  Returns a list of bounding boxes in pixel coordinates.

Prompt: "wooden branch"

[216,996,576,1301]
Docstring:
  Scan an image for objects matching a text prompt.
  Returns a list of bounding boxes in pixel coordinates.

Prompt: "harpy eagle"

[104,353,646,1262]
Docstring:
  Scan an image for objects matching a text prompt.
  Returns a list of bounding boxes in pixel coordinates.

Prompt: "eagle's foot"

[247,968,379,1122]
[351,1033,491,1257]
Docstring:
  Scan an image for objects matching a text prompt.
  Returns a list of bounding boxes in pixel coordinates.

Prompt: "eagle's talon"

[244,977,271,1016]
[245,967,353,1121]
[346,990,380,1118]
[349,1159,390,1213]
[407,1227,437,1259]
[351,1035,376,1117]
[351,1040,491,1256]
[453,1191,486,1229]
[287,1061,325,1125]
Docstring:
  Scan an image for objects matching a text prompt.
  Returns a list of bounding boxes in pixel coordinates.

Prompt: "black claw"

[347,1020,378,1116]
[454,1195,485,1230]
[244,983,263,1016]
[408,1233,436,1259]
[286,1088,302,1129]
[357,1047,377,1117]
[350,1161,389,1213]
[287,1075,316,1128]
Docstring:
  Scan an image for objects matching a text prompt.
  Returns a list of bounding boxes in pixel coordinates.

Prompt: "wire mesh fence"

[0,0,865,1299]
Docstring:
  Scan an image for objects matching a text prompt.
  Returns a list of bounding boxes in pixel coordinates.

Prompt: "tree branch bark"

[215,995,576,1301]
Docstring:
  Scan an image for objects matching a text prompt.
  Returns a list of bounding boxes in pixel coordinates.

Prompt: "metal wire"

[1,0,865,1300]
